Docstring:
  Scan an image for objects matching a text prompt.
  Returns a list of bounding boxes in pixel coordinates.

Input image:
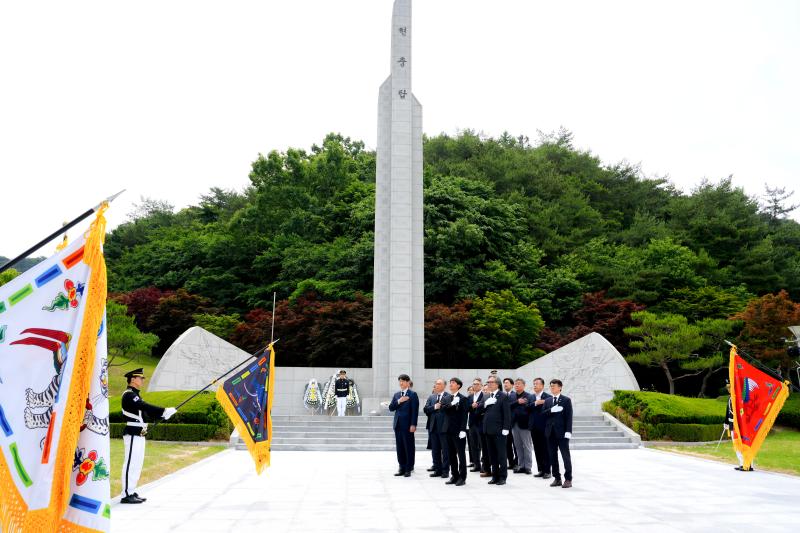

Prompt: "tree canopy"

[103,131,800,394]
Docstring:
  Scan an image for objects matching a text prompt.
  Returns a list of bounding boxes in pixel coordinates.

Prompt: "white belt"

[122,407,147,429]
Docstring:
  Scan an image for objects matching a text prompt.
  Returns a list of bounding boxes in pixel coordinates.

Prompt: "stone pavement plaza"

[112,449,799,533]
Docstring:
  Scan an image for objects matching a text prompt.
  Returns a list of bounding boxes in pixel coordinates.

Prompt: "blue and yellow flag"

[0,207,110,532]
[215,344,275,474]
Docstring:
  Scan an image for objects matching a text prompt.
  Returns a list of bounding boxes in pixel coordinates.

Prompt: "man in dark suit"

[502,377,518,469]
[509,378,534,474]
[529,377,552,479]
[441,377,469,486]
[481,376,512,485]
[467,378,484,473]
[388,374,419,477]
[542,379,573,488]
[423,379,450,478]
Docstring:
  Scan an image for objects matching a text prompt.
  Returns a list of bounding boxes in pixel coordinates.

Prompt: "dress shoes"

[480,471,492,477]
[495,480,506,485]
[542,473,552,479]
[487,479,497,485]
[562,480,572,488]
[455,479,465,486]
[133,493,147,502]
[550,478,562,487]
[120,495,144,504]
[426,466,436,472]
[441,472,449,478]
[470,467,481,472]
[394,470,405,476]
[445,477,459,485]
[512,468,523,474]
[534,472,545,477]
[523,468,532,475]
[429,471,441,477]
[403,471,411,477]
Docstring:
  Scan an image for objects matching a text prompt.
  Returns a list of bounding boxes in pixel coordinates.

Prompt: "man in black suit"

[542,379,573,488]
[441,377,469,486]
[529,377,552,479]
[388,374,419,477]
[481,376,512,485]
[502,377,518,469]
[467,378,484,473]
[423,379,450,478]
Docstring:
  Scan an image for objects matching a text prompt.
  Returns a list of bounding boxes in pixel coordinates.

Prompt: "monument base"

[360,396,392,416]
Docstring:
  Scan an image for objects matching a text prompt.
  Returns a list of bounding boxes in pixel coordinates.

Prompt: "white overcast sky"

[1,0,798,257]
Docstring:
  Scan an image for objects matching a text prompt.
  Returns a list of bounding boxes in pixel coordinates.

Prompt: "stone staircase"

[233,413,640,451]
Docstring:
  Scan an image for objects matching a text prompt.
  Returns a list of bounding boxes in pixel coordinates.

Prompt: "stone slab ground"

[112,448,799,532]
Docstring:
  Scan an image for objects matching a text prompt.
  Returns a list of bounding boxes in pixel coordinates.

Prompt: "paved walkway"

[112,448,799,532]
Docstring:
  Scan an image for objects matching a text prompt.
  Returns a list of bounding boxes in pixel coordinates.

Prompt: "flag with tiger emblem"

[729,344,791,470]
[0,207,109,532]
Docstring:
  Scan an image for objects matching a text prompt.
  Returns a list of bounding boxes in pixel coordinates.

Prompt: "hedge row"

[109,390,232,440]
[604,390,800,442]
[110,423,227,441]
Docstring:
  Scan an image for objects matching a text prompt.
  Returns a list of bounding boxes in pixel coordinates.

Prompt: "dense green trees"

[102,131,800,394]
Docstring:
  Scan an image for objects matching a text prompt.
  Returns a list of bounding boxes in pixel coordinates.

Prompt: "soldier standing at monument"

[120,368,177,504]
[334,370,349,416]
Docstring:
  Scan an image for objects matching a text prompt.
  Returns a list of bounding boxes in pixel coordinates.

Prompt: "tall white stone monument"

[371,0,424,407]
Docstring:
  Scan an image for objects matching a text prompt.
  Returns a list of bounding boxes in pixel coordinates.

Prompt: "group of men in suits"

[389,373,574,488]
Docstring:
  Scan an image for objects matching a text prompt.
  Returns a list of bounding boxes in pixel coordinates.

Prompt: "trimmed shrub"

[109,390,232,440]
[605,390,800,441]
[110,423,227,441]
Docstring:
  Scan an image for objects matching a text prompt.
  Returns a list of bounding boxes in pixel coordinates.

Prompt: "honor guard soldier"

[120,368,177,504]
[335,370,350,416]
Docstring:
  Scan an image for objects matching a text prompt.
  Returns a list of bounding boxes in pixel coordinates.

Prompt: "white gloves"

[459,431,467,439]
[484,397,497,406]
[723,423,730,431]
[501,429,509,436]
[452,396,460,405]
[551,405,563,413]
[163,407,177,420]
[564,432,572,439]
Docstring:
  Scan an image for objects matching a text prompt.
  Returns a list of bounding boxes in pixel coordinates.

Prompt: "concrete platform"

[111,448,800,532]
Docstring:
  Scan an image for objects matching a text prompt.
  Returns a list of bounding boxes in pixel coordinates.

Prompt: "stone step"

[271,415,608,423]
[272,423,613,432]
[256,441,641,452]
[270,430,623,440]
[235,413,640,451]
[268,434,631,445]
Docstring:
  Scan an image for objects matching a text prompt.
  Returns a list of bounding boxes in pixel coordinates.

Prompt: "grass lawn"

[110,438,225,496]
[108,353,161,396]
[653,426,800,476]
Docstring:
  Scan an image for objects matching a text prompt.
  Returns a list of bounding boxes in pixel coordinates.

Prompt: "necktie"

[437,393,441,402]
[401,390,406,397]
